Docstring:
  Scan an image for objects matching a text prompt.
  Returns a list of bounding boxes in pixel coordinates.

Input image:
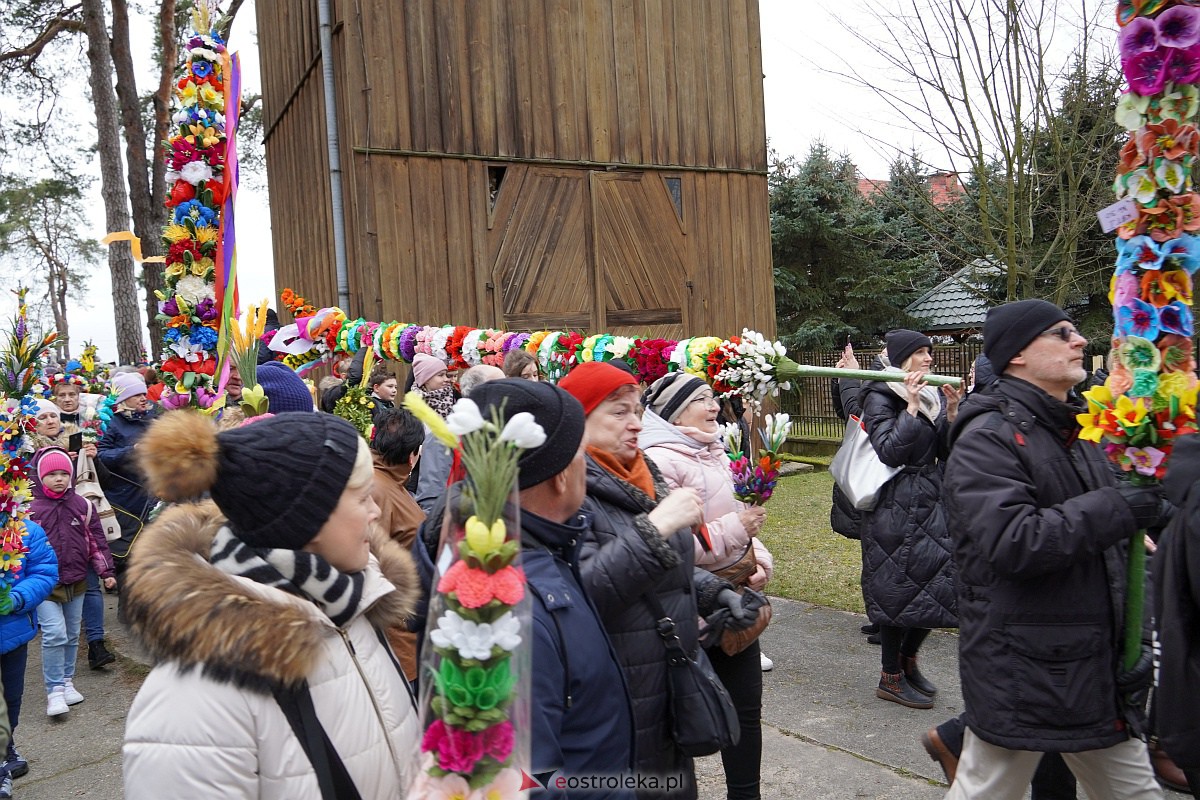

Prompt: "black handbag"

[644,591,740,756]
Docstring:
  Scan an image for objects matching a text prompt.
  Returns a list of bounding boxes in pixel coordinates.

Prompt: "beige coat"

[122,502,422,799]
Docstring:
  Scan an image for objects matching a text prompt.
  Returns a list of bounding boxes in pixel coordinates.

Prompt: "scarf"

[586,446,657,499]
[210,527,367,629]
[419,385,457,419]
[882,367,942,424]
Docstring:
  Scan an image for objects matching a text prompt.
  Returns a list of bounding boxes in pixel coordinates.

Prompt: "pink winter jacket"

[640,410,773,582]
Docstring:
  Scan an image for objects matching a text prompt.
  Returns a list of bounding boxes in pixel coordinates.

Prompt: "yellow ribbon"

[100,231,166,263]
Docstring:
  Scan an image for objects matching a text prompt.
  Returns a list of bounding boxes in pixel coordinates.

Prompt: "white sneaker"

[63,679,84,705]
[760,652,774,672]
[46,687,68,717]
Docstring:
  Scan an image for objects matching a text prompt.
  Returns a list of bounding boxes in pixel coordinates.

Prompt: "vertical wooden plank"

[745,0,768,172]
[642,0,668,165]
[387,1,413,150]
[588,172,606,331]
[698,0,724,168]
[633,0,652,163]
[612,0,641,164]
[441,158,475,321]
[467,0,497,155]
[435,0,469,153]
[510,2,535,156]
[584,0,618,163]
[544,0,576,161]
[568,0,591,159]
[527,4,554,159]
[414,158,452,320]
[671,0,696,166]
[404,2,430,151]
[492,2,518,155]
[467,161,495,325]
[390,158,419,320]
[727,0,755,171]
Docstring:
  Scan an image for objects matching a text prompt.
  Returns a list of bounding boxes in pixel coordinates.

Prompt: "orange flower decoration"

[437,561,526,609]
[1138,119,1200,162]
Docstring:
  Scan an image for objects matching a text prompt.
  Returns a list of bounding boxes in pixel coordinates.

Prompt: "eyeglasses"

[689,394,717,406]
[1039,326,1080,342]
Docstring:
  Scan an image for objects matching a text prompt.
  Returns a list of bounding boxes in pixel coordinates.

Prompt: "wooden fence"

[778,342,983,440]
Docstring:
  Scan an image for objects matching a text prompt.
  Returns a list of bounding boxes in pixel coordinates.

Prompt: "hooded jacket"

[1156,433,1200,769]
[579,455,729,800]
[857,379,957,628]
[28,448,114,585]
[96,410,158,543]
[122,502,422,799]
[0,520,58,656]
[943,376,1138,752]
[638,409,773,578]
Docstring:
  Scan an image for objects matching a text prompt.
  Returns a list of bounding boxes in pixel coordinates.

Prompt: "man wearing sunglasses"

[942,299,1165,799]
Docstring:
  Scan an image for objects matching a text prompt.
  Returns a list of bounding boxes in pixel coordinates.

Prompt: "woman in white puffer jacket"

[639,373,773,800]
[122,411,421,799]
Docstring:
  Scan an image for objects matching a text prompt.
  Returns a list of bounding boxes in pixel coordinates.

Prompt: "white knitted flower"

[461,329,487,366]
[429,610,522,660]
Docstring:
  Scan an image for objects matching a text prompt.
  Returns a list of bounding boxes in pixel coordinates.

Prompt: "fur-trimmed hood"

[125,500,420,692]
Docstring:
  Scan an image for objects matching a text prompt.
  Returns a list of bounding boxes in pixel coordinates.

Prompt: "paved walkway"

[7,594,1187,798]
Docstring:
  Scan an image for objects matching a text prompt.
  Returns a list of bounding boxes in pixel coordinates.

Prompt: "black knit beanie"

[885,329,933,369]
[469,378,585,489]
[643,373,710,424]
[212,413,362,549]
[982,299,1070,374]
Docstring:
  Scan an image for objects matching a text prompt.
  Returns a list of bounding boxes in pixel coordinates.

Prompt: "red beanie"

[558,362,638,415]
[36,448,74,484]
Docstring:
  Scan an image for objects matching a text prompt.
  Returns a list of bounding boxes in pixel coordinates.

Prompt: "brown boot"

[1150,741,1192,794]
[901,654,938,697]
[876,670,934,709]
[921,727,958,784]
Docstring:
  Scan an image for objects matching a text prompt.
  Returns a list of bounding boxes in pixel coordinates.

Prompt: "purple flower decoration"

[1120,16,1160,58]
[195,297,218,321]
[159,391,192,410]
[160,297,181,317]
[1113,272,1140,309]
[398,325,421,362]
[1117,297,1161,339]
[1125,446,1166,477]
[1158,6,1200,49]
[1168,43,1200,85]
[1126,48,1170,96]
[1159,299,1194,336]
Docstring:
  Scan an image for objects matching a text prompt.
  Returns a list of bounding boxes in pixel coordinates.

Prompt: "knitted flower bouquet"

[405,392,544,798]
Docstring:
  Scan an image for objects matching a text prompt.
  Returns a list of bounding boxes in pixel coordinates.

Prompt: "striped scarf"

[210,527,366,629]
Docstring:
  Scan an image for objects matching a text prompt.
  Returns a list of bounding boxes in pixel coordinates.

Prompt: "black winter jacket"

[857,381,957,628]
[944,376,1139,752]
[579,455,728,800]
[1157,434,1200,769]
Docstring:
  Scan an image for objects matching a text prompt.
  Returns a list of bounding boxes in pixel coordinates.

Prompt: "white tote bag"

[829,415,901,511]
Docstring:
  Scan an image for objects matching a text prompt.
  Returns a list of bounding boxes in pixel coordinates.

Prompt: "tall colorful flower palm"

[1079,0,1200,669]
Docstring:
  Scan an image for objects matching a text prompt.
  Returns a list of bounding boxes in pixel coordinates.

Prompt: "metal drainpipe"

[318,0,351,312]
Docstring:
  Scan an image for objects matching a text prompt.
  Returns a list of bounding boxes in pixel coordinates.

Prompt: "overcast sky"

[36,0,962,362]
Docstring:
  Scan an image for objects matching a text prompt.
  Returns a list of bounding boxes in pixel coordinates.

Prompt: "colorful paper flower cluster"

[273,290,805,410]
[721,413,790,505]
[155,4,236,412]
[1099,0,1200,482]
[405,392,541,797]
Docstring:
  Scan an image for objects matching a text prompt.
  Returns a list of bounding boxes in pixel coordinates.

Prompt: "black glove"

[1117,483,1164,531]
[1116,646,1154,694]
[716,588,759,631]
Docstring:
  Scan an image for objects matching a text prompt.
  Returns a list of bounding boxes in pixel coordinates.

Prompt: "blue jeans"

[38,596,84,693]
[83,569,105,642]
[0,645,27,733]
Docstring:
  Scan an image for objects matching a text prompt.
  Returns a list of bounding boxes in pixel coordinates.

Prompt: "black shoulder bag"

[272,681,364,800]
[643,591,740,756]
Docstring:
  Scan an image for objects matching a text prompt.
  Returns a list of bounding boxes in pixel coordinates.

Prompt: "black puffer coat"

[857,381,957,628]
[579,455,728,800]
[944,377,1139,752]
[1156,434,1200,769]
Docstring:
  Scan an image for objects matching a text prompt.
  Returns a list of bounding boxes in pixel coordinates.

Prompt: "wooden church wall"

[257,0,774,340]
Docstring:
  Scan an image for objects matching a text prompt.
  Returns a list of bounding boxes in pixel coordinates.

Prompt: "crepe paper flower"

[1160,334,1197,373]
[497,412,546,450]
[1078,405,1120,443]
[180,160,214,186]
[1160,5,1200,48]
[1126,48,1170,95]
[1161,233,1200,272]
[1119,136,1146,176]
[1139,119,1200,163]
[1156,157,1192,194]
[1125,167,1162,204]
[1112,273,1141,309]
[1162,270,1192,304]
[1159,299,1195,336]
[1126,446,1167,477]
[1120,15,1160,58]
[1168,42,1200,84]
[464,516,507,558]
[411,770,473,800]
[446,398,486,437]
[429,610,522,661]
[1152,83,1200,124]
[438,561,525,609]
[1117,298,1161,339]
[473,768,525,800]
[1171,193,1200,233]
[1157,371,1195,406]
[1114,393,1152,431]
[1119,336,1163,373]
[1117,92,1152,130]
[175,275,214,306]
[1116,235,1163,272]
[434,659,517,712]
[1130,369,1161,398]
[404,391,460,450]
[421,719,486,773]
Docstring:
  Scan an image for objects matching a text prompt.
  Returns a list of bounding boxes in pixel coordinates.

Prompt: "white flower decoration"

[445,398,487,436]
[180,160,214,186]
[175,275,214,306]
[429,610,522,660]
[498,411,546,449]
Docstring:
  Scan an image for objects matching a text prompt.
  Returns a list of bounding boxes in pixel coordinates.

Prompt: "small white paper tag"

[1097,197,1140,233]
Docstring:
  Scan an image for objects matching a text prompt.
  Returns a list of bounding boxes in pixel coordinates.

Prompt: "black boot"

[876,670,934,709]
[88,639,116,670]
[901,654,938,697]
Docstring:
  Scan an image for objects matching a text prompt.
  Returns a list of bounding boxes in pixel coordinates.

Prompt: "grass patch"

[757,471,864,613]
